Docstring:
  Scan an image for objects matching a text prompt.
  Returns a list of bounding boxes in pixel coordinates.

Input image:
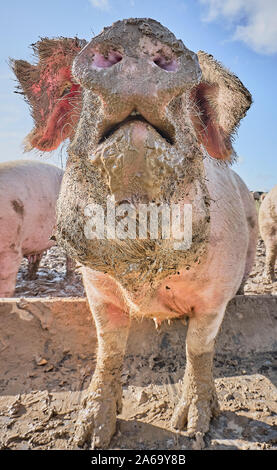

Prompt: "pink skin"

[91,50,123,69]
[0,160,63,297]
[30,66,81,152]
[153,54,178,71]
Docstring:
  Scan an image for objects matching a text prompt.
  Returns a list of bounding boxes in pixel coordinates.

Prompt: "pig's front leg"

[171,307,226,437]
[25,252,43,280]
[73,268,130,449]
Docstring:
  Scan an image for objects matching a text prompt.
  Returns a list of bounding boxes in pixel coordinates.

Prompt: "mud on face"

[50,20,210,291]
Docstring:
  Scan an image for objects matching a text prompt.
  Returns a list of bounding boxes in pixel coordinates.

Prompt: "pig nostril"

[153,56,178,72]
[92,50,122,69]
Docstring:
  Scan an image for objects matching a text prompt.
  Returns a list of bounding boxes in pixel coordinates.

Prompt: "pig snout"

[72,28,201,134]
[73,42,200,97]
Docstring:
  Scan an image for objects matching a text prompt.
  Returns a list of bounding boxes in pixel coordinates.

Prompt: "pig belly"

[128,258,241,321]
[83,251,240,324]
[21,215,56,256]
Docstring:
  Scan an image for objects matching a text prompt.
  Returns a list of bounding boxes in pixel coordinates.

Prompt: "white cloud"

[89,0,110,11]
[200,0,277,54]
[89,0,135,11]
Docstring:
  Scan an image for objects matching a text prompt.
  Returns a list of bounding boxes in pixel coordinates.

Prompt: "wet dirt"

[0,367,276,450]
[0,238,276,450]
[244,238,277,295]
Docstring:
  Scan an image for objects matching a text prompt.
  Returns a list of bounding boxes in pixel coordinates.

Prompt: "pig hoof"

[73,386,121,449]
[171,392,219,436]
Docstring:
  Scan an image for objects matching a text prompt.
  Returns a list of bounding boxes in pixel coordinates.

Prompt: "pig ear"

[11,37,86,152]
[190,51,252,161]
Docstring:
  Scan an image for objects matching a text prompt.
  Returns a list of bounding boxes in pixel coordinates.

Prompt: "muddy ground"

[14,246,85,298]
[244,238,277,295]
[0,366,276,450]
[0,238,275,451]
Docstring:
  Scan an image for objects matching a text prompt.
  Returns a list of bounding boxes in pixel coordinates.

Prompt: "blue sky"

[1,0,277,190]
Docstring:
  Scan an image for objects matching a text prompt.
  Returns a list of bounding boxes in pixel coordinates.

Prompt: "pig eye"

[153,55,178,72]
[60,81,72,97]
[92,50,122,69]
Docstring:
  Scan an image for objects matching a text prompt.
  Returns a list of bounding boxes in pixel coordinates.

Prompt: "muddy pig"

[12,19,257,448]
[0,160,63,296]
[259,184,277,282]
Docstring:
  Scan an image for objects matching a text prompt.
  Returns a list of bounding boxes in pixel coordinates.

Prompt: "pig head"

[12,18,256,449]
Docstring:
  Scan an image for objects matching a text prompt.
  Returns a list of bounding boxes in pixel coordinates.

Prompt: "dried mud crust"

[0,350,276,450]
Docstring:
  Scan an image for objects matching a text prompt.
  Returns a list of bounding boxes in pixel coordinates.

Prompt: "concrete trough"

[1,295,276,373]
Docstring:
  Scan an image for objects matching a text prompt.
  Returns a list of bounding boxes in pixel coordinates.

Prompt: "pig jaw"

[85,92,202,204]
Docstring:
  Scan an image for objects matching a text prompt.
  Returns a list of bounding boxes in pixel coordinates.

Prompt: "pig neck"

[57,143,211,299]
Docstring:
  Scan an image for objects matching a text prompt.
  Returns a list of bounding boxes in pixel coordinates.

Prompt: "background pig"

[0,160,63,297]
[259,184,277,282]
[13,18,258,449]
